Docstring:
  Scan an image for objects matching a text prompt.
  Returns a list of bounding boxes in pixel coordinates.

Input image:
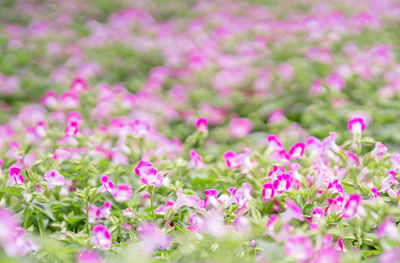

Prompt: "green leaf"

[65,215,85,225]
[1,186,23,198]
[32,201,55,221]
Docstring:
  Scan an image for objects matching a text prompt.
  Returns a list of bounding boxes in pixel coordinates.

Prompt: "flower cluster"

[1,0,400,262]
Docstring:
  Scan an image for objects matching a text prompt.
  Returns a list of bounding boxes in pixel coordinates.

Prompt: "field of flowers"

[2,0,400,262]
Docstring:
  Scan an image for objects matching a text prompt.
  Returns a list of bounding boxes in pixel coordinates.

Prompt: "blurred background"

[1,0,400,147]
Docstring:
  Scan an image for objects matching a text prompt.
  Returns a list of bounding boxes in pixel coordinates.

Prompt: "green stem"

[149,186,155,221]
[85,196,90,234]
[23,203,30,229]
[37,211,44,236]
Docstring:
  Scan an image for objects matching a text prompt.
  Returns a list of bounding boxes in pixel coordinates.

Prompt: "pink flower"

[112,184,132,202]
[40,91,58,108]
[60,180,72,196]
[188,149,205,169]
[377,217,399,240]
[173,188,193,212]
[346,152,359,167]
[289,142,306,159]
[347,118,366,134]
[268,109,286,124]
[337,238,345,252]
[70,78,88,93]
[135,161,163,187]
[196,117,208,132]
[86,205,98,223]
[380,248,400,263]
[43,170,65,190]
[6,167,24,186]
[267,135,282,151]
[327,73,345,91]
[2,228,39,257]
[342,194,361,219]
[229,118,252,138]
[135,161,157,177]
[278,63,294,80]
[250,240,256,247]
[371,142,388,159]
[197,210,226,238]
[65,121,79,137]
[223,150,241,169]
[36,184,44,194]
[130,119,150,138]
[322,132,340,158]
[53,147,72,162]
[96,202,111,220]
[97,176,115,193]
[381,171,398,193]
[285,235,314,261]
[273,173,292,194]
[312,247,340,263]
[310,78,324,94]
[138,222,171,253]
[155,200,174,215]
[0,208,39,256]
[122,222,132,230]
[371,188,380,198]
[282,199,304,223]
[266,214,279,238]
[262,183,275,202]
[391,154,400,172]
[76,250,102,263]
[203,189,222,208]
[92,225,111,249]
[60,91,80,109]
[67,111,83,125]
[121,208,135,219]
[0,208,19,242]
[310,208,325,226]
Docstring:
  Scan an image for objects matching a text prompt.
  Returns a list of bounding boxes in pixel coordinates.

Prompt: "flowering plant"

[2,0,400,262]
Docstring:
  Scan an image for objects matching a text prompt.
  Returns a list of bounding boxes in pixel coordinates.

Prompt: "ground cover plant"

[2,0,400,262]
